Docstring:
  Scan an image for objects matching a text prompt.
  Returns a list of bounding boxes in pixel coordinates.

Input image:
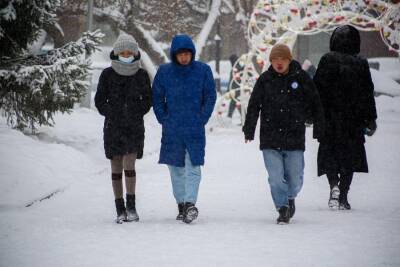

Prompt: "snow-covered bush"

[0,0,103,131]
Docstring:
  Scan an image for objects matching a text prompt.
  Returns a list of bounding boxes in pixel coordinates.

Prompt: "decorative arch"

[216,1,399,126]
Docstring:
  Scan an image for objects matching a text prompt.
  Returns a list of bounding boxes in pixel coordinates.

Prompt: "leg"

[123,153,139,221]
[111,156,123,199]
[327,173,339,190]
[327,172,340,209]
[123,153,137,195]
[339,172,353,194]
[339,172,353,210]
[111,155,126,223]
[283,150,304,218]
[182,151,201,223]
[262,149,287,210]
[168,164,186,204]
[184,151,202,204]
[283,150,304,200]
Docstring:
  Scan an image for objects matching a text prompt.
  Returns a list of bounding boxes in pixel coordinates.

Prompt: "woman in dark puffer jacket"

[95,34,152,223]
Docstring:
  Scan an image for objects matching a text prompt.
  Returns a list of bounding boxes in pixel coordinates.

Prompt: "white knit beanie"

[113,34,139,55]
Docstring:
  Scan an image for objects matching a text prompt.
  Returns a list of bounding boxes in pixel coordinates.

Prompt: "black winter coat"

[243,60,325,151]
[313,25,377,176]
[95,67,152,160]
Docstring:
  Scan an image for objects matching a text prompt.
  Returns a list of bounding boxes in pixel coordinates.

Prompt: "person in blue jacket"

[152,34,216,224]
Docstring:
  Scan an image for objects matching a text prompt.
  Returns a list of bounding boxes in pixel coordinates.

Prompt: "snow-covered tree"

[0,0,103,131]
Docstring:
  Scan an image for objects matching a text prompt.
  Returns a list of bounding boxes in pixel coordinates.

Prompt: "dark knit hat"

[269,44,292,62]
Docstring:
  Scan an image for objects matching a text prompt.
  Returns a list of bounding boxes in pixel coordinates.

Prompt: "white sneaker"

[328,186,340,210]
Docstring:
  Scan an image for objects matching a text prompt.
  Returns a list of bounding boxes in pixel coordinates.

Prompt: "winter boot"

[176,203,184,220]
[115,198,127,224]
[328,185,340,209]
[276,206,290,224]
[126,194,139,222]
[288,199,296,218]
[339,191,351,210]
[183,202,198,224]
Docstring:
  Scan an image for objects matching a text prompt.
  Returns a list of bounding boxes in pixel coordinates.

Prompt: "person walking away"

[313,25,377,210]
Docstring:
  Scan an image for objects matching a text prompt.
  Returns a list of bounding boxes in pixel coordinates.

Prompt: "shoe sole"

[115,218,125,224]
[328,199,339,210]
[125,217,139,222]
[277,220,289,225]
[339,205,351,210]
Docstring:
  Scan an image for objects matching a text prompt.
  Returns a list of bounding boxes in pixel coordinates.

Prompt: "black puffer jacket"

[95,62,152,160]
[243,60,324,151]
[314,25,377,176]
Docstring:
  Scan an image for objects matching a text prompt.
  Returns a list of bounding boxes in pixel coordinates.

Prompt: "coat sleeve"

[140,70,152,116]
[359,58,377,125]
[242,75,265,140]
[94,69,110,117]
[200,66,217,125]
[302,72,325,141]
[152,67,168,124]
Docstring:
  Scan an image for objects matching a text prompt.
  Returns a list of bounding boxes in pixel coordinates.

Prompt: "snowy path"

[1,96,400,267]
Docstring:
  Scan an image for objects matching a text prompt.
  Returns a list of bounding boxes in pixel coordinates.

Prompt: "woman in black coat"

[313,25,377,210]
[95,34,152,223]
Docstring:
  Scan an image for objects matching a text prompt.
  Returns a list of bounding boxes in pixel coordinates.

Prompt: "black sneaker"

[126,194,139,222]
[176,203,184,220]
[288,199,295,218]
[276,206,290,224]
[183,202,198,224]
[328,186,340,209]
[339,192,351,210]
[115,198,127,224]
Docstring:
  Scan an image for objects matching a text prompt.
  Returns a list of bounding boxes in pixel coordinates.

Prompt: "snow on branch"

[195,0,222,59]
[136,24,169,63]
[185,0,209,14]
[0,30,103,131]
[93,7,126,27]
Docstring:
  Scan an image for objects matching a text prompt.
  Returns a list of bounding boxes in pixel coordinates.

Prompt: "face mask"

[118,55,134,63]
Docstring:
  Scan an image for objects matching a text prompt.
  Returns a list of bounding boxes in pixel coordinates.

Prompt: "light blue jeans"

[168,151,201,204]
[262,149,304,210]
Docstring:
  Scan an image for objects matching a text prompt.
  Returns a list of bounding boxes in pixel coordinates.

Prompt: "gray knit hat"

[113,34,139,55]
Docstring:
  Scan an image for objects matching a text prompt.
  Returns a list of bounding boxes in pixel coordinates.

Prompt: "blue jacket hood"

[170,34,196,63]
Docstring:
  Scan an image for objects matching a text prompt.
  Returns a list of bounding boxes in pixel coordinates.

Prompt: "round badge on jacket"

[291,81,299,90]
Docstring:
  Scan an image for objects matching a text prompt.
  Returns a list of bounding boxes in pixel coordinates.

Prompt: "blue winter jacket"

[152,35,216,167]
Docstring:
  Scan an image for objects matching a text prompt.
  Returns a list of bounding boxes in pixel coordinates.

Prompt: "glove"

[364,120,377,137]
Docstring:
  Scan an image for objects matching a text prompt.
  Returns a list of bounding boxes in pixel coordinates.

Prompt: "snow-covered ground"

[1,93,400,266]
[369,57,400,96]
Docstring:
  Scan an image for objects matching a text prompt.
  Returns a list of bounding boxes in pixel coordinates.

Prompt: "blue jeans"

[168,151,201,204]
[262,149,304,210]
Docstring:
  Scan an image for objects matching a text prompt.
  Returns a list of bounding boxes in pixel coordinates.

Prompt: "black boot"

[338,172,353,210]
[183,202,198,224]
[288,199,295,218]
[176,203,184,220]
[339,191,351,210]
[126,194,139,222]
[115,198,127,224]
[277,206,290,224]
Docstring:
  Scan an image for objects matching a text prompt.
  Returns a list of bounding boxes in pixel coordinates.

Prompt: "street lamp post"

[214,20,222,94]
[81,0,94,108]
